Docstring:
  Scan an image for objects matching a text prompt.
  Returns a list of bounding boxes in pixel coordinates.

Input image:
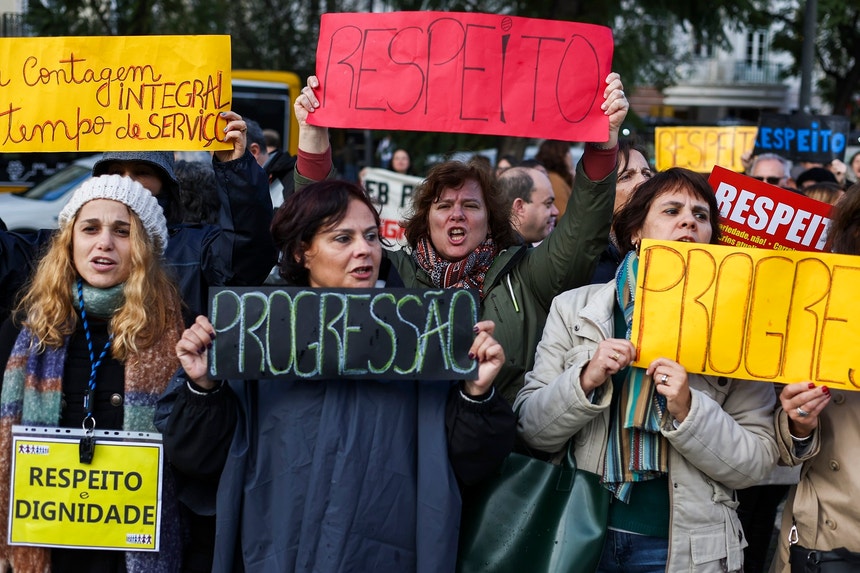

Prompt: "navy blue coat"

[158,374,515,573]
[155,263,516,573]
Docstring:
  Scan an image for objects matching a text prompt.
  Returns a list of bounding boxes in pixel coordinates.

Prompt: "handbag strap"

[832,548,860,564]
[788,517,799,546]
[555,441,578,491]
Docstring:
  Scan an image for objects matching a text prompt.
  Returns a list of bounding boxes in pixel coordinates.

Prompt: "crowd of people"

[0,62,857,573]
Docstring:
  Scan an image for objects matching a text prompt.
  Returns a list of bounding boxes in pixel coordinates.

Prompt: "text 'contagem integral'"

[0,35,233,152]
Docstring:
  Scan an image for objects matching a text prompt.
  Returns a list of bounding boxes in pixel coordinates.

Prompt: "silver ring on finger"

[796,407,810,417]
[660,374,669,385]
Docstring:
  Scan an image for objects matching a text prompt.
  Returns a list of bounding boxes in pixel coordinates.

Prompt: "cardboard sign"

[654,126,758,173]
[209,287,479,380]
[309,12,614,141]
[9,427,163,550]
[362,167,423,250]
[0,36,233,152]
[752,113,850,164]
[710,165,831,252]
[630,240,860,390]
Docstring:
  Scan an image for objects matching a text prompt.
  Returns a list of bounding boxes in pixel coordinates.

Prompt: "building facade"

[629,24,826,127]
[1,0,25,36]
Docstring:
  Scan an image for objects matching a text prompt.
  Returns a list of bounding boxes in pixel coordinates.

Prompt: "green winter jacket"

[297,160,615,404]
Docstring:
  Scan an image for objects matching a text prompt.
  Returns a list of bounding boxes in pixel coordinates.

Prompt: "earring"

[633,240,641,255]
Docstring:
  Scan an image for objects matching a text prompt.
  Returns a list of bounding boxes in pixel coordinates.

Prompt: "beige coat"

[515,282,779,573]
[769,390,860,572]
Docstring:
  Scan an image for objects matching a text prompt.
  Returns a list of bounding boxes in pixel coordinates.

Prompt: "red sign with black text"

[309,12,614,141]
[710,166,831,252]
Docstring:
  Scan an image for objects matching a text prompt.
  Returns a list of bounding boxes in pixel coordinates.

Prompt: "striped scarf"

[601,250,669,502]
[412,235,496,298]
[0,309,183,572]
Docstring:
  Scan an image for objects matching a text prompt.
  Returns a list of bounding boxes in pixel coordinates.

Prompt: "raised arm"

[295,76,330,155]
[293,76,337,189]
[520,73,628,307]
[207,110,277,288]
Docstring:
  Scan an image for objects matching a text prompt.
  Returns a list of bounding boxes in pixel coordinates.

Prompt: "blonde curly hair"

[16,205,180,360]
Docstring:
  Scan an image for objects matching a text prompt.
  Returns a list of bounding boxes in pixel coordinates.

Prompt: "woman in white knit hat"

[0,174,184,573]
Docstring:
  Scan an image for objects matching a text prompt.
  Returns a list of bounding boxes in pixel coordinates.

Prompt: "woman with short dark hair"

[159,180,516,573]
[516,168,778,572]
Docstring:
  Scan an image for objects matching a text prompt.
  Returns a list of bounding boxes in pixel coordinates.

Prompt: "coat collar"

[578,281,618,340]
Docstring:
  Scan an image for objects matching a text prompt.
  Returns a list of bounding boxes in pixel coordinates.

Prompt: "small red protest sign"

[309,12,614,141]
[710,166,832,252]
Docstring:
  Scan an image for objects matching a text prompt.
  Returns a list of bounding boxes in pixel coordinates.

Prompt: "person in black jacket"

[0,228,54,325]
[156,179,516,573]
[0,111,277,327]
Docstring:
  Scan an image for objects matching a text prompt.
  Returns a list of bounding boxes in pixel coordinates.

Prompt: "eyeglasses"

[751,176,784,185]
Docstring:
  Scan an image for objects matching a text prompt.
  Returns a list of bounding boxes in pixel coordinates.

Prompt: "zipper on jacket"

[505,274,520,313]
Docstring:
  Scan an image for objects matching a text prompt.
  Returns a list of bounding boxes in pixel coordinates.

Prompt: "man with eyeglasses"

[748,152,797,190]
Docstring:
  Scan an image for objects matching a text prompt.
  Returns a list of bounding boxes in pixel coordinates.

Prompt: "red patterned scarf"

[412,235,496,298]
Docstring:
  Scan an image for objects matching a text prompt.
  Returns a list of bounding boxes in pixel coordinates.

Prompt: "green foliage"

[25,0,111,35]
[772,0,860,123]
[19,0,859,153]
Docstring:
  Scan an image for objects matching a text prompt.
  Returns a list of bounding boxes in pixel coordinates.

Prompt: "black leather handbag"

[456,442,609,573]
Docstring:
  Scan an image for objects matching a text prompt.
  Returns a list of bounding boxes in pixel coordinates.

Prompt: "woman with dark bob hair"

[516,168,778,572]
[157,180,516,573]
[613,167,722,250]
[272,179,385,285]
[293,73,630,404]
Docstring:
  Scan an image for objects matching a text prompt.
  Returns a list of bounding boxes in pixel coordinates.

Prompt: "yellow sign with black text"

[9,428,163,550]
[631,240,860,390]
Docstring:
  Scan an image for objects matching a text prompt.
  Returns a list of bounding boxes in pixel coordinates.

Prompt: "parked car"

[0,155,99,232]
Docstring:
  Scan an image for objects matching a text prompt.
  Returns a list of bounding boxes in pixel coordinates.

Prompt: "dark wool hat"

[92,151,183,224]
[796,167,838,187]
[92,151,180,194]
